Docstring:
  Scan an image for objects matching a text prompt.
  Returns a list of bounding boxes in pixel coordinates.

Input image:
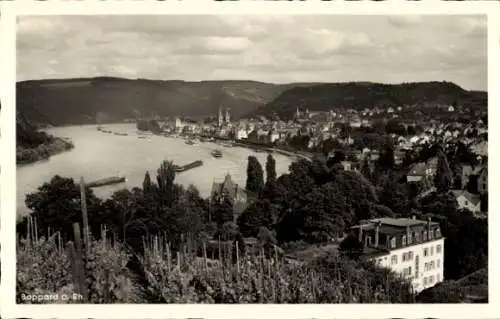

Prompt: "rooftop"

[352,217,439,231]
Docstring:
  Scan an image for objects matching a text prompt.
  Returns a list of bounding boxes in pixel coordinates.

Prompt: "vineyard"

[17,188,415,305]
[16,168,418,304]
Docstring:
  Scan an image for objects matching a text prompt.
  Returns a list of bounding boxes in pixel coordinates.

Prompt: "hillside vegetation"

[16,111,74,165]
[17,77,305,126]
[18,78,486,126]
[255,81,487,118]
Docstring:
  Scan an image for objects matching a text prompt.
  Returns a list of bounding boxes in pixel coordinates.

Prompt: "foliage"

[265,154,277,185]
[18,176,103,241]
[434,148,453,193]
[246,156,264,196]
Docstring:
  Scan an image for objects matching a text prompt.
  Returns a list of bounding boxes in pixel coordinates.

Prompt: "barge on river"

[174,160,203,172]
[86,176,126,188]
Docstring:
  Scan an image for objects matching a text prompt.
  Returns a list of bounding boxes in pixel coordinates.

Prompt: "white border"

[1,1,499,318]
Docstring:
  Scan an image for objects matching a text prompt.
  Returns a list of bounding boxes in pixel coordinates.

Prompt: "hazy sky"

[17,15,487,90]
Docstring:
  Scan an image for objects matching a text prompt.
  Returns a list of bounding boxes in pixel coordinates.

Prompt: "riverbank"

[17,137,74,166]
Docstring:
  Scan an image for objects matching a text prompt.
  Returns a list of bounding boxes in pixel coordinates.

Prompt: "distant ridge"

[253,81,487,119]
[17,77,487,126]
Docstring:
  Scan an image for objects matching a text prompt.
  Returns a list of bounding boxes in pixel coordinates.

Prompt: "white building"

[351,217,445,293]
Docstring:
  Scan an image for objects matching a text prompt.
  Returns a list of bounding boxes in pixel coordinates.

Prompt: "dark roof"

[352,217,439,235]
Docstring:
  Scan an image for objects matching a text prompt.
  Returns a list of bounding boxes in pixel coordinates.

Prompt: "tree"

[21,175,103,240]
[237,199,278,237]
[434,149,453,193]
[377,145,395,172]
[212,196,234,228]
[156,160,176,206]
[265,153,277,185]
[360,158,372,181]
[377,171,409,217]
[246,156,264,196]
[339,234,364,260]
[142,171,153,195]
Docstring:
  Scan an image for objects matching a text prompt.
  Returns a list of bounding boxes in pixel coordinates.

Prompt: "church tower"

[218,105,223,127]
[225,108,231,124]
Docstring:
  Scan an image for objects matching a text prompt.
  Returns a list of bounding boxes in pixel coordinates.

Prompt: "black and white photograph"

[15,14,488,304]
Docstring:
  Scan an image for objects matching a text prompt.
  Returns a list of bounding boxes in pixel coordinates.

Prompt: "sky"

[17,15,487,91]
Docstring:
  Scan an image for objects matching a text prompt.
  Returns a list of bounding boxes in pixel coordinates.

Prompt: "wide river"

[17,123,294,214]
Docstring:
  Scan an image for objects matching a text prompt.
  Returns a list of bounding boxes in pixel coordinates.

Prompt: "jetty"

[174,160,203,172]
[86,176,126,188]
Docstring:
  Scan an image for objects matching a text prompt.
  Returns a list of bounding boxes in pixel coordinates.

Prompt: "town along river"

[16,123,293,215]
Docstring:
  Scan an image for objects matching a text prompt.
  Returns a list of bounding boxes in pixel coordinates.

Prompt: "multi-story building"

[351,217,445,293]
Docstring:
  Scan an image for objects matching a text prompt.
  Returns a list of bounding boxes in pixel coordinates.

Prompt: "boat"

[138,136,149,139]
[86,176,126,188]
[185,139,195,145]
[114,132,128,136]
[174,160,203,172]
[211,149,223,158]
[221,141,234,148]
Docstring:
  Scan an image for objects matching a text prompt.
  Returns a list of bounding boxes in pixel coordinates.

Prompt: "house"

[450,190,481,214]
[478,166,488,195]
[211,173,248,222]
[407,163,427,182]
[350,217,445,293]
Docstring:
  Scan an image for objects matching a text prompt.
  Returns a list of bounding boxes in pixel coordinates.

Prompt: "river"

[16,123,294,215]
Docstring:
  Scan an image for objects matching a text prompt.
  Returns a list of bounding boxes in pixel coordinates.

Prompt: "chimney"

[427,216,432,239]
[406,225,410,244]
[374,221,381,247]
[358,224,363,242]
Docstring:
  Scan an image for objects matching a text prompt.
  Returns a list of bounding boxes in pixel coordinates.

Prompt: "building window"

[408,251,414,260]
[423,277,428,285]
[408,233,413,245]
[437,274,441,282]
[430,261,435,269]
[423,231,428,241]
[431,246,434,256]
[436,228,441,238]
[366,236,372,247]
[390,237,396,248]
[402,253,406,262]
[429,230,434,239]
[402,235,407,246]
[436,244,442,253]
[430,275,434,284]
[391,255,398,265]
[437,259,440,268]
[424,248,429,257]
[424,262,428,271]
[415,232,420,242]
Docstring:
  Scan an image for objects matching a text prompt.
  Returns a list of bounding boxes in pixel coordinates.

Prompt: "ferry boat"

[211,149,223,158]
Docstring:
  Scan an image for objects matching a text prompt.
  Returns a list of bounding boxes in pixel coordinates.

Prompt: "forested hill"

[254,81,487,119]
[17,77,316,126]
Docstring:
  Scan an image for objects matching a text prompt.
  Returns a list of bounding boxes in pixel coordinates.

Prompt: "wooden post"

[80,177,90,253]
[34,217,38,243]
[27,216,32,246]
[202,242,208,272]
[71,223,88,302]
